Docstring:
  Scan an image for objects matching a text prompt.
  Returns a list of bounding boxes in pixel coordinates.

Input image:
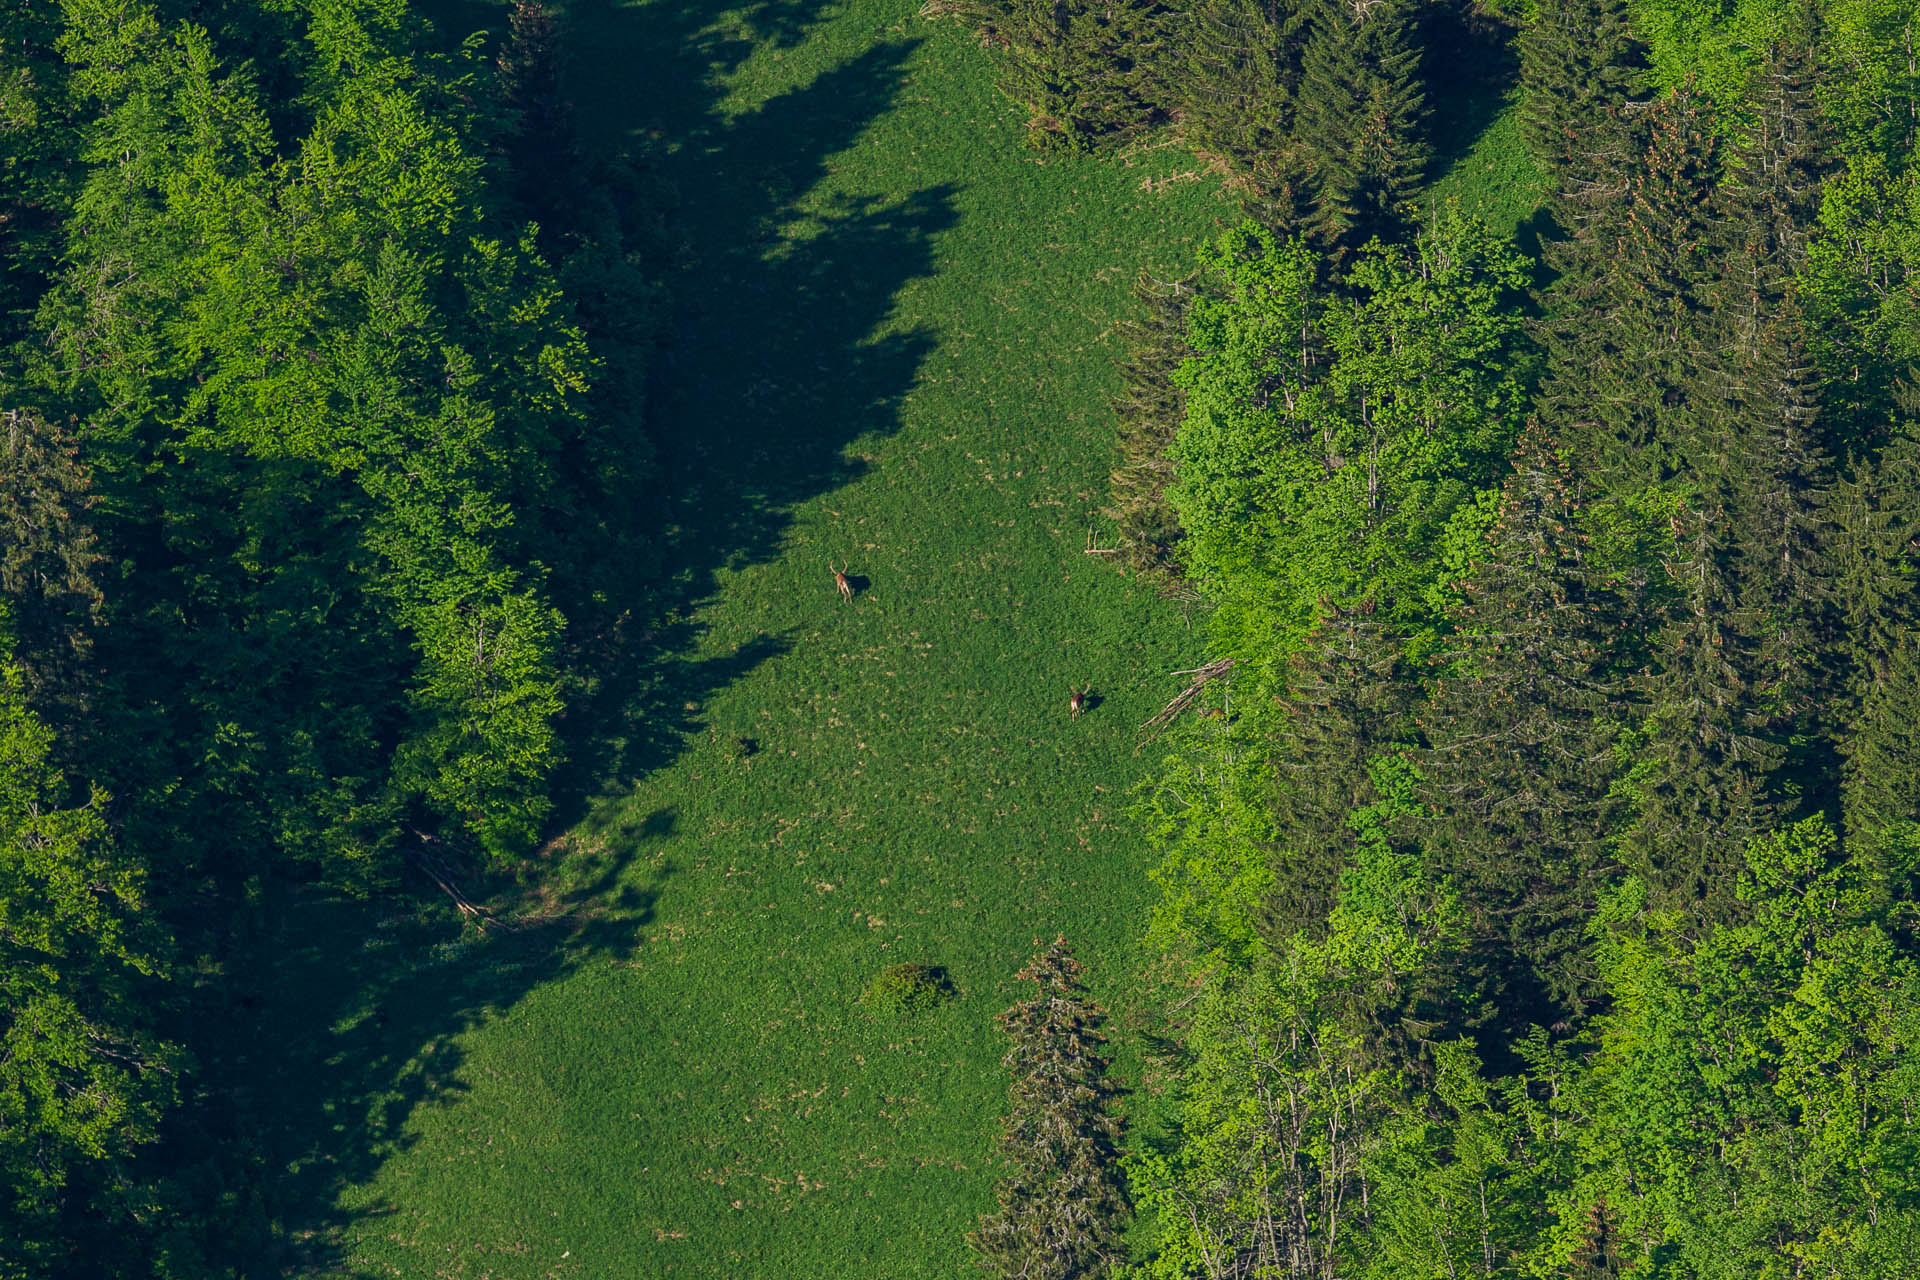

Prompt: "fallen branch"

[1140,657,1236,737]
[1085,525,1122,555]
[407,830,516,932]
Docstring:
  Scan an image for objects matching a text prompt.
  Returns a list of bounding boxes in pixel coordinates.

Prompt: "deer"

[830,560,854,603]
[1069,684,1092,720]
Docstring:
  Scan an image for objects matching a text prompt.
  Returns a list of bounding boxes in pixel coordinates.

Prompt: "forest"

[2,0,1917,1276]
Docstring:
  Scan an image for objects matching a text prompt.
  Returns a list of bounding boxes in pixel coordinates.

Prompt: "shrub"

[857,962,955,1015]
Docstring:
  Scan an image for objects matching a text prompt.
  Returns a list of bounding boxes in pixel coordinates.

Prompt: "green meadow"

[220,4,1547,1274]
[248,1,1223,1274]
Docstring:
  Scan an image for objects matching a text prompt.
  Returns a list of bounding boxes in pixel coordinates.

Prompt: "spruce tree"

[1108,270,1199,583]
[970,939,1128,1280]
[1517,0,1644,225]
[1171,0,1310,217]
[1842,629,1920,859]
[1618,505,1781,915]
[0,409,102,722]
[1257,598,1422,945]
[1421,424,1623,1020]
[929,0,1164,152]
[496,1,580,220]
[1537,89,1723,494]
[1295,0,1428,249]
[1728,34,1838,283]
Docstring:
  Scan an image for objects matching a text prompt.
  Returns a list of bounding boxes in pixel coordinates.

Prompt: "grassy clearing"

[227,5,1548,1274]
[259,1,1226,1275]
[1424,104,1549,238]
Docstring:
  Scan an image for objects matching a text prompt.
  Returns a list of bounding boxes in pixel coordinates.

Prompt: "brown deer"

[831,560,854,603]
[1069,684,1092,720]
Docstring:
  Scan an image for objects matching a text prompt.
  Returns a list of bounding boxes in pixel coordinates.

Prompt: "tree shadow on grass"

[538,10,955,810]
[141,816,674,1277]
[182,0,955,1270]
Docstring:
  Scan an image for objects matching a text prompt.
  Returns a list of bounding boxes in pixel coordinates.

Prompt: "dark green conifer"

[496,1,580,218]
[0,409,102,722]
[1108,270,1199,583]
[1841,628,1920,860]
[930,0,1164,152]
[1537,90,1723,493]
[1295,0,1428,249]
[1517,0,1644,225]
[1171,0,1310,217]
[1258,598,1422,944]
[1421,424,1623,1019]
[970,938,1128,1280]
[1618,505,1781,915]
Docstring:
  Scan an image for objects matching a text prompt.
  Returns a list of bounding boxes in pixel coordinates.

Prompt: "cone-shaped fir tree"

[496,2,581,217]
[0,408,102,723]
[1536,89,1723,494]
[1108,270,1199,582]
[1171,0,1311,217]
[1834,398,1920,857]
[1518,0,1645,226]
[934,0,1164,153]
[1257,597,1422,946]
[1619,504,1782,917]
[1842,628,1920,862]
[1420,424,1623,1021]
[1295,0,1428,249]
[970,938,1128,1280]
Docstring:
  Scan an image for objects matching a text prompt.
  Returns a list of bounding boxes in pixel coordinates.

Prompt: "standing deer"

[831,560,854,603]
[1069,684,1091,720]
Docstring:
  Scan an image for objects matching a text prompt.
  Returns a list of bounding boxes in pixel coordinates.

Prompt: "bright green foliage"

[1126,777,1457,1279]
[1295,0,1428,246]
[1537,819,1920,1277]
[972,939,1129,1280]
[1359,1039,1551,1279]
[39,0,597,868]
[0,663,177,1273]
[1801,154,1920,442]
[858,961,956,1015]
[1109,271,1201,581]
[1167,209,1533,659]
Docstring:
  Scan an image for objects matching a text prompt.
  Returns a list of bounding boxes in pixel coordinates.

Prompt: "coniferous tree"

[1171,0,1310,216]
[1258,598,1422,945]
[1421,425,1623,1021]
[1108,270,1199,583]
[0,409,101,722]
[1295,0,1428,249]
[970,939,1128,1280]
[1537,89,1723,494]
[1618,504,1781,915]
[928,0,1164,152]
[1517,0,1644,226]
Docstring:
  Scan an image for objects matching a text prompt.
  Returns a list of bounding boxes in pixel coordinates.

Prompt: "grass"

[1423,104,1550,239]
[222,6,1551,1274]
[244,1,1229,1275]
